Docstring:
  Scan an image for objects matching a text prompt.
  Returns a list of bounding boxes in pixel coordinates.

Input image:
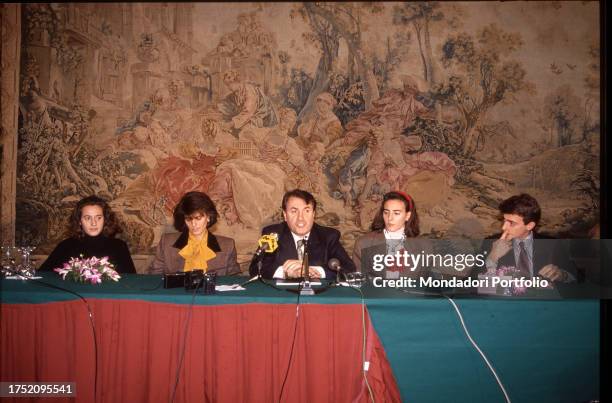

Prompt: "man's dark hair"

[281,189,317,211]
[68,195,122,238]
[173,191,218,232]
[499,193,541,226]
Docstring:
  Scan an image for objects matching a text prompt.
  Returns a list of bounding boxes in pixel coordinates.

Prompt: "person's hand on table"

[307,268,322,279]
[283,259,303,278]
[538,264,568,282]
[283,260,322,279]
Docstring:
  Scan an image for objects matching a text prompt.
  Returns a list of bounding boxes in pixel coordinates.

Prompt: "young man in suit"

[249,189,356,280]
[485,193,575,282]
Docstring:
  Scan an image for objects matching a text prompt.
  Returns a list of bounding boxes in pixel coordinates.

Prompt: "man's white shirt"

[273,232,326,279]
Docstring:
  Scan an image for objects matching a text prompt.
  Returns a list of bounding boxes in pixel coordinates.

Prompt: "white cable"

[443,295,512,403]
[360,290,375,403]
[400,289,512,403]
[345,285,375,403]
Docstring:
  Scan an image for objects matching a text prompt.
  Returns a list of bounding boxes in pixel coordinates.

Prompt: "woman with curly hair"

[39,195,136,273]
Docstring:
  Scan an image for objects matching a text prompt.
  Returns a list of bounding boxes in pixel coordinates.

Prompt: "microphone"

[300,235,310,278]
[254,233,279,256]
[328,258,341,272]
[328,258,344,283]
[300,235,314,295]
[242,233,280,288]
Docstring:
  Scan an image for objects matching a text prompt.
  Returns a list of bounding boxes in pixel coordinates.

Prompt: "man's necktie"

[296,239,305,261]
[517,241,531,277]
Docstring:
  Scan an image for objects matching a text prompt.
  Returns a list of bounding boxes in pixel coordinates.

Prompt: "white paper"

[4,275,43,280]
[215,284,245,292]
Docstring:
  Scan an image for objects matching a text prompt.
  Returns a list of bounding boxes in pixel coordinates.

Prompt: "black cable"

[119,278,164,292]
[138,279,164,291]
[241,254,285,291]
[277,290,301,403]
[241,275,286,292]
[169,279,202,403]
[6,272,98,402]
[261,277,288,292]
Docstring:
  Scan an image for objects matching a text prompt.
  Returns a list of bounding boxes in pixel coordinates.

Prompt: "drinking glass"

[16,246,36,278]
[345,272,365,288]
[1,246,17,277]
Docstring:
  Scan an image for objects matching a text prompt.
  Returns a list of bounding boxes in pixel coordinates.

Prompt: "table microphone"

[242,233,279,287]
[255,233,279,256]
[328,258,344,283]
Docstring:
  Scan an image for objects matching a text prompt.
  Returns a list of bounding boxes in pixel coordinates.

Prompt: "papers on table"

[215,284,245,292]
[4,275,43,280]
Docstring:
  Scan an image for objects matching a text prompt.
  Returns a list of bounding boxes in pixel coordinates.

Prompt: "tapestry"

[15,2,600,265]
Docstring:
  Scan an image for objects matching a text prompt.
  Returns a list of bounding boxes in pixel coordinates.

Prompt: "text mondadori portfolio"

[372,276,550,288]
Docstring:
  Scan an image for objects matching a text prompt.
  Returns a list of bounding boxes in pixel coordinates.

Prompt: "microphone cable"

[169,278,203,403]
[328,261,375,402]
[5,272,98,402]
[241,251,284,292]
[443,294,511,403]
[343,284,375,403]
[119,277,164,292]
[277,289,301,403]
[398,288,511,403]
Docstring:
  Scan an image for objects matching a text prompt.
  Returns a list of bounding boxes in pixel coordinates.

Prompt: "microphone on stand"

[300,236,314,295]
[300,235,309,278]
[255,233,279,257]
[242,233,279,287]
[327,258,345,284]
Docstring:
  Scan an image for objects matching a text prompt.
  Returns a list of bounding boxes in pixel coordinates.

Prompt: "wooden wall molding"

[1,4,21,245]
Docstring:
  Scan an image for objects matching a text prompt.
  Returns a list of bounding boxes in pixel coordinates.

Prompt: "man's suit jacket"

[484,232,576,279]
[148,231,241,275]
[249,222,356,280]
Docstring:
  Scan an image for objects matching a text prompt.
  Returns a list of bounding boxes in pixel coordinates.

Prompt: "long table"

[1,274,600,402]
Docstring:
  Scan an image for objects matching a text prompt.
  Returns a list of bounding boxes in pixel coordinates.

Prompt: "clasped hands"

[538,264,568,282]
[283,259,322,279]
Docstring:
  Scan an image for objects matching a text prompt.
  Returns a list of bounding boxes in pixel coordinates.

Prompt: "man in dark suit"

[485,193,575,282]
[249,189,356,280]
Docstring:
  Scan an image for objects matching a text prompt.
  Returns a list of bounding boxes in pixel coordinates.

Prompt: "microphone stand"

[241,255,265,287]
[300,252,315,295]
[299,242,315,296]
[327,259,345,288]
[241,247,278,289]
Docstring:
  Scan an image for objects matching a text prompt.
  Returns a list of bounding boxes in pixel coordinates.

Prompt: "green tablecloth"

[1,273,600,402]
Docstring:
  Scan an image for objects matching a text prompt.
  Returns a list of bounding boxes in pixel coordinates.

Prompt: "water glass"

[345,272,365,288]
[1,246,17,277]
[17,246,36,278]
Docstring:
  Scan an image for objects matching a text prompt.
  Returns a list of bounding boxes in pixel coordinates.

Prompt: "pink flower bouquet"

[54,255,121,284]
[496,265,527,296]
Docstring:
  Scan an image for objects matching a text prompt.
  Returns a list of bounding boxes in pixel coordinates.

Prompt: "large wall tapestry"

[16,2,600,266]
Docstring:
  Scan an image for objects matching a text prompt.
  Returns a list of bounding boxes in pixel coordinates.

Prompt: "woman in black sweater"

[39,196,136,274]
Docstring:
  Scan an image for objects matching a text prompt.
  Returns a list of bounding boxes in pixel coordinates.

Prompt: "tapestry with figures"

[15,2,600,267]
